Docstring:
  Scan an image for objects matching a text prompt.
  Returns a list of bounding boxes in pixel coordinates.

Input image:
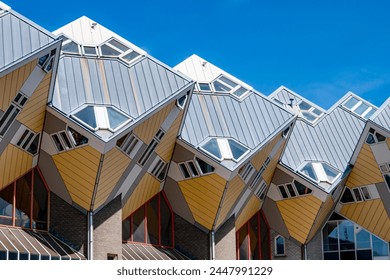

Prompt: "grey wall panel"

[262,197,290,238]
[374,105,390,130]
[0,120,21,155]
[163,177,195,224]
[43,112,67,134]
[272,168,294,186]
[38,150,73,205]
[376,182,390,217]
[172,143,195,163]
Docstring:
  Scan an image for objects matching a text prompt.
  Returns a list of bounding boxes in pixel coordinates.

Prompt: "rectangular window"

[119,134,140,156]
[179,163,191,179]
[250,171,263,190]
[353,188,363,201]
[138,129,165,167]
[151,159,168,182]
[187,161,199,177]
[239,162,255,183]
[15,128,40,155]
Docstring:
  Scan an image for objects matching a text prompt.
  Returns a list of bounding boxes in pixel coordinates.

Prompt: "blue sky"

[6,0,390,108]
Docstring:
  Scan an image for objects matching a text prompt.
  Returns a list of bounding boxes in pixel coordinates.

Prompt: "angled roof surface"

[175,55,294,169]
[0,5,55,72]
[278,88,366,173]
[50,17,192,141]
[372,97,390,131]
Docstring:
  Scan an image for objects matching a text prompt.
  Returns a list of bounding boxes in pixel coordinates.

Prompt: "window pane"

[27,134,40,155]
[15,172,32,228]
[340,250,355,260]
[322,163,339,182]
[146,196,159,245]
[366,134,376,144]
[339,221,355,250]
[198,83,211,91]
[276,236,285,255]
[213,80,231,92]
[372,235,389,257]
[353,188,363,201]
[62,41,79,54]
[286,184,296,197]
[233,87,247,98]
[357,249,372,260]
[122,51,140,62]
[324,252,339,260]
[323,221,339,251]
[122,219,130,241]
[300,163,317,181]
[301,112,317,122]
[106,107,129,130]
[179,163,191,178]
[83,46,97,55]
[68,127,88,146]
[364,108,376,119]
[132,207,145,243]
[228,139,247,160]
[340,188,354,203]
[195,158,215,174]
[108,39,129,52]
[0,183,14,226]
[32,170,48,230]
[361,187,371,200]
[356,228,370,249]
[293,180,312,195]
[187,161,199,176]
[160,194,173,247]
[238,225,249,260]
[354,103,369,115]
[298,101,311,111]
[73,106,97,129]
[219,76,238,88]
[343,97,359,109]
[100,44,121,56]
[278,185,288,199]
[249,215,259,260]
[202,138,221,159]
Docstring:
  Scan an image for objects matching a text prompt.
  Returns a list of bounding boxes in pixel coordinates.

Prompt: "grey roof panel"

[373,102,390,131]
[181,92,293,150]
[0,12,55,71]
[52,56,191,124]
[281,106,365,172]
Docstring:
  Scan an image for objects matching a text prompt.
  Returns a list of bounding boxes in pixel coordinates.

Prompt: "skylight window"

[342,96,377,119]
[99,38,141,64]
[298,101,324,123]
[72,105,130,132]
[200,138,248,161]
[211,75,250,98]
[299,161,341,186]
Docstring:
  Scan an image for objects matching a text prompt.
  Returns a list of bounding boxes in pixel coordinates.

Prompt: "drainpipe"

[210,231,215,260]
[303,244,308,260]
[88,211,93,260]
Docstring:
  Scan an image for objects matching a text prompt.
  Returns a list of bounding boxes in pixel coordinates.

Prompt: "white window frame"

[298,161,341,185]
[211,75,250,99]
[82,45,98,56]
[200,137,249,162]
[277,180,312,199]
[342,96,376,119]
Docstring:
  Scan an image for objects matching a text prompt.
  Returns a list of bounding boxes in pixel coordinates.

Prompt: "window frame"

[200,137,249,162]
[274,235,286,256]
[342,96,376,119]
[277,180,313,199]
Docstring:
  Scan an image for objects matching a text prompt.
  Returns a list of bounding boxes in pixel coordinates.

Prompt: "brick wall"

[270,230,302,260]
[306,230,323,260]
[93,196,122,260]
[49,192,87,255]
[215,216,236,260]
[174,214,209,260]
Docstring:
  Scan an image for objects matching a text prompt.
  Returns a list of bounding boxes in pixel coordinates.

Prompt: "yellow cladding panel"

[235,195,261,230]
[307,196,334,242]
[0,145,33,190]
[122,173,161,219]
[17,72,52,132]
[133,102,175,143]
[277,195,322,244]
[251,134,280,170]
[387,138,390,150]
[262,139,286,185]
[216,175,245,227]
[340,199,390,242]
[53,146,101,211]
[93,147,131,210]
[0,60,37,111]
[155,110,184,162]
[179,174,226,230]
[347,144,383,188]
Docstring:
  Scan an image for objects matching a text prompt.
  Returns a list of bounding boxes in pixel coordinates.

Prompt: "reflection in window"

[322,213,389,260]
[122,192,173,247]
[195,157,215,174]
[297,101,324,123]
[200,138,249,161]
[298,161,341,186]
[0,168,49,230]
[342,96,377,119]
[236,211,270,260]
[275,235,285,256]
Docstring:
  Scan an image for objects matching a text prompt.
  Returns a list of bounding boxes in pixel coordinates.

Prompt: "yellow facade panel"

[17,72,52,132]
[53,146,101,211]
[308,196,334,241]
[179,174,226,230]
[133,102,175,143]
[251,134,280,170]
[155,110,183,162]
[277,195,322,244]
[122,173,161,219]
[346,144,383,188]
[0,60,36,111]
[340,199,390,241]
[0,145,33,191]
[94,147,131,210]
[235,195,261,230]
[216,175,245,227]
